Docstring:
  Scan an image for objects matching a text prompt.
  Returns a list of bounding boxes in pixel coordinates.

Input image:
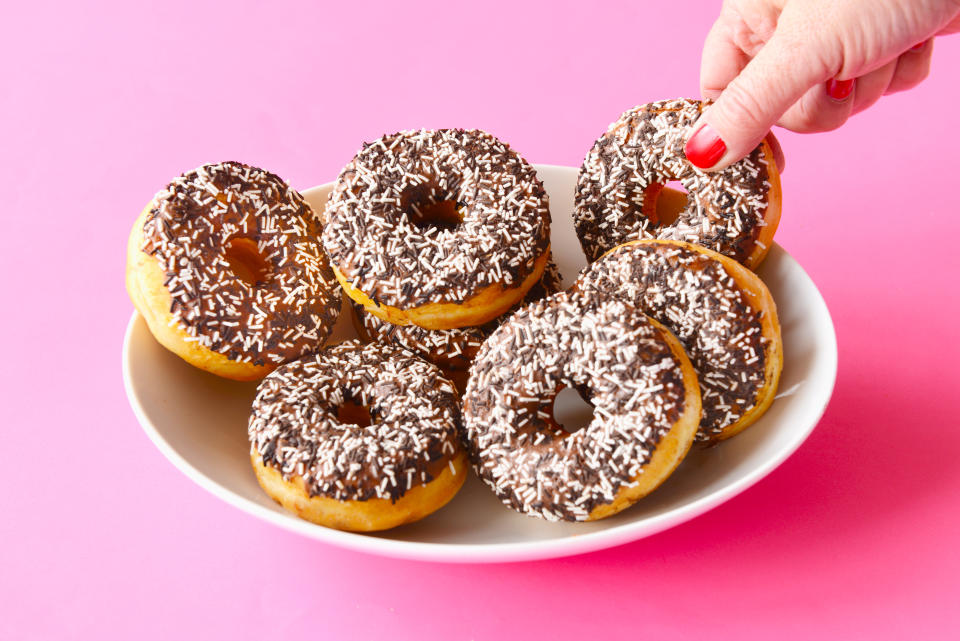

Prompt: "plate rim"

[122,164,838,563]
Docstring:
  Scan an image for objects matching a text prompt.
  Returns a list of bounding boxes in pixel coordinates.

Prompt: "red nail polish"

[685,124,726,169]
[826,77,855,101]
[910,41,925,52]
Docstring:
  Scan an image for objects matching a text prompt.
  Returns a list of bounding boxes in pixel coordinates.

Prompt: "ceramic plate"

[122,164,837,563]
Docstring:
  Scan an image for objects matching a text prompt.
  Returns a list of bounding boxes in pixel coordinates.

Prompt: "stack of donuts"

[126,98,785,531]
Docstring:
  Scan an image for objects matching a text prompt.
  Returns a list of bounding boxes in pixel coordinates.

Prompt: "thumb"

[685,33,829,171]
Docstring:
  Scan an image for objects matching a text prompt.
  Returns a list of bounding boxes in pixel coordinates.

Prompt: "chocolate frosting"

[323,129,551,307]
[463,292,686,521]
[249,340,461,502]
[575,241,770,441]
[141,161,340,365]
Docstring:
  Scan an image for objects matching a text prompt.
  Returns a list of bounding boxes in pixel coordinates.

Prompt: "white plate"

[122,164,837,563]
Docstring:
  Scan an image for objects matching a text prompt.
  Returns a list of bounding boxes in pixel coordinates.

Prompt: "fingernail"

[826,78,855,101]
[910,41,926,52]
[685,123,726,169]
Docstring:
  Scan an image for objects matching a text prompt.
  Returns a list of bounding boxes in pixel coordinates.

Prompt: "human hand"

[685,0,960,171]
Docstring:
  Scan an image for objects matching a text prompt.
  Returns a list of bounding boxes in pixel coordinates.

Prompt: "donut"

[322,129,551,330]
[573,99,782,269]
[462,292,701,522]
[248,340,467,532]
[126,162,341,381]
[574,239,782,442]
[353,258,564,391]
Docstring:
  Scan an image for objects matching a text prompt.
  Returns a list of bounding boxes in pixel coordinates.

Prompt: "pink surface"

[3,0,959,638]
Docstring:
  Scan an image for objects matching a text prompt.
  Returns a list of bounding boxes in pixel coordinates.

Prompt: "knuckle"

[888,55,931,94]
[782,98,847,134]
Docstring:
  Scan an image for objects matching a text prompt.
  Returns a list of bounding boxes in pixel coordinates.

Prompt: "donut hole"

[550,386,594,434]
[223,237,270,286]
[336,400,373,428]
[408,199,463,233]
[642,181,688,227]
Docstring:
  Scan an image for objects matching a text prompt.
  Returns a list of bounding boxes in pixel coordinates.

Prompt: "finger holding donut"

[574,99,781,270]
[690,0,958,171]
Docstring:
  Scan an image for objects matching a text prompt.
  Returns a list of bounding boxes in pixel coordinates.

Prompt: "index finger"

[700,16,752,98]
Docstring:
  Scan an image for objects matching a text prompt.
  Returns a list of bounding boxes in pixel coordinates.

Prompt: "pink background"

[3,0,960,638]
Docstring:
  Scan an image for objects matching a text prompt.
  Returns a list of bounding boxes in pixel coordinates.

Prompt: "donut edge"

[606,238,783,442]
[125,204,272,381]
[586,318,702,521]
[251,450,469,532]
[741,140,783,271]
[335,248,551,330]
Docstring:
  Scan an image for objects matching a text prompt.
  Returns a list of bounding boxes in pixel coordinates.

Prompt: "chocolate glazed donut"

[322,129,551,330]
[574,239,782,442]
[126,161,341,380]
[462,292,701,522]
[574,99,782,269]
[249,340,467,531]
